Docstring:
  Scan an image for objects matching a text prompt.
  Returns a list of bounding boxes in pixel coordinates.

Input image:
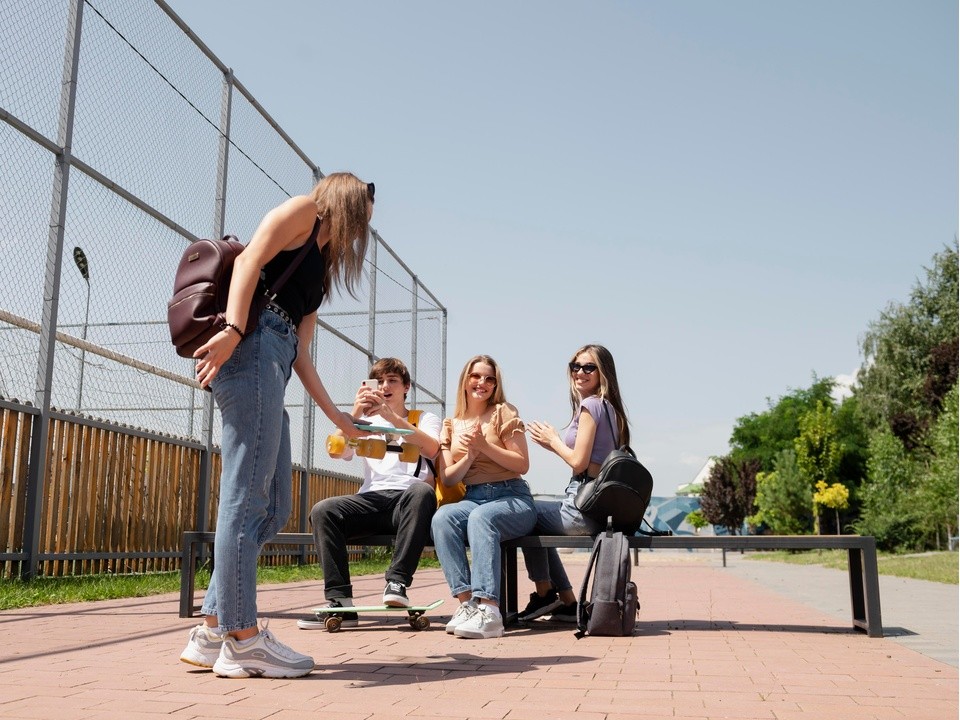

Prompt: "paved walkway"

[0,552,956,720]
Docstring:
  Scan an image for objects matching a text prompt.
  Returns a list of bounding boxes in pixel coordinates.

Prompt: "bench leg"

[847,544,883,637]
[501,545,519,626]
[179,532,199,619]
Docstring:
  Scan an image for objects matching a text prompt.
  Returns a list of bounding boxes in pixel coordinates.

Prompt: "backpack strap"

[259,215,322,301]
[575,533,605,639]
[406,409,437,479]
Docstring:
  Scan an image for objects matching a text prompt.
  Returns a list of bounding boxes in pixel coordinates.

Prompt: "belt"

[266,302,297,331]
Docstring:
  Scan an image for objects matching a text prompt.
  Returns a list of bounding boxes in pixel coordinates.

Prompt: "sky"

[165,0,958,498]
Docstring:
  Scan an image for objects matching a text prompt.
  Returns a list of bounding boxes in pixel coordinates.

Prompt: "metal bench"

[179,531,883,637]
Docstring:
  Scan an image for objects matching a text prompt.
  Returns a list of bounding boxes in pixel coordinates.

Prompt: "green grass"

[746,549,958,584]
[0,555,441,611]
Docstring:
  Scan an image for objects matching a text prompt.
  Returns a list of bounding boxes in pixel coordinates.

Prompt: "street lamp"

[73,246,90,411]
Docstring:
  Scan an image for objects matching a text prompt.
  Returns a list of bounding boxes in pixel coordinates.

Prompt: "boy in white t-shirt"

[308,358,441,619]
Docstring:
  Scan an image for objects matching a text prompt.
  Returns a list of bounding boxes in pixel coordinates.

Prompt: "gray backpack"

[575,529,638,637]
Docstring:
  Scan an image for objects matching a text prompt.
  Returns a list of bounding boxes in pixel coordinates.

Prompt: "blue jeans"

[522,477,602,592]
[431,479,536,604]
[200,309,298,631]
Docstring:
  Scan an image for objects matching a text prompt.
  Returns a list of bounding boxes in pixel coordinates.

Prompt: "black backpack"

[575,529,638,637]
[573,404,655,534]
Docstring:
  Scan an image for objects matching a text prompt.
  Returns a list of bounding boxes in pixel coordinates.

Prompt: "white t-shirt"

[354,410,442,494]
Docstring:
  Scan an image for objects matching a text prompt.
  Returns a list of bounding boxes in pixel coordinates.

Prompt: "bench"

[179,531,883,638]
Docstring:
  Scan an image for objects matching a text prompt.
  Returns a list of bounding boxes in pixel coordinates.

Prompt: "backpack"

[575,529,638,637]
[405,410,460,507]
[167,217,320,358]
[573,405,654,534]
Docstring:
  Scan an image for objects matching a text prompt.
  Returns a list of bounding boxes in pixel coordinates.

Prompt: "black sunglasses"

[569,362,598,375]
[366,182,375,202]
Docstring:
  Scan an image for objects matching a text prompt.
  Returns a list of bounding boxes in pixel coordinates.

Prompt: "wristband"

[222,321,245,339]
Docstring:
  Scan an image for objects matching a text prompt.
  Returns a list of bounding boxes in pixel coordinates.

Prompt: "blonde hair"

[309,172,371,302]
[568,344,630,447]
[454,355,507,418]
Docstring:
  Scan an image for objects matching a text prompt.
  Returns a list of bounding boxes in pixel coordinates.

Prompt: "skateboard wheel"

[326,435,346,458]
[413,616,430,631]
[398,444,420,463]
[325,616,342,633]
[357,438,387,460]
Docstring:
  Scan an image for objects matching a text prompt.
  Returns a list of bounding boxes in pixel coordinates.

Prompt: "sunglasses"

[569,362,598,375]
[366,182,375,203]
[468,372,497,385]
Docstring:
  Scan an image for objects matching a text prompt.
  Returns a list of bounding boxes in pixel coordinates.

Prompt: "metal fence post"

[367,236,378,366]
[22,0,85,580]
[410,275,418,407]
[194,66,235,538]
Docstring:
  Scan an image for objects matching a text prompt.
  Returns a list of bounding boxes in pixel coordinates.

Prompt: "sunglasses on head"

[569,362,598,375]
[366,182,375,203]
[468,372,497,385]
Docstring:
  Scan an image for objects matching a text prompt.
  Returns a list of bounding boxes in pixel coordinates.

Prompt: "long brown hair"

[568,344,630,447]
[454,355,507,418]
[309,172,371,302]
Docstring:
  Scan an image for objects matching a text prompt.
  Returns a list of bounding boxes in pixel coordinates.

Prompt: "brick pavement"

[0,552,955,720]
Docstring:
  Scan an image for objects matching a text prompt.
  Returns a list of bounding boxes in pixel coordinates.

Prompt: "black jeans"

[309,482,436,600]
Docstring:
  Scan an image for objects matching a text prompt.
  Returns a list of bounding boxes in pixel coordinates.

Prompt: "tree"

[915,383,959,549]
[813,480,850,535]
[684,509,709,534]
[748,449,811,535]
[699,456,760,535]
[795,401,842,481]
[854,428,921,550]
[729,376,836,471]
[856,241,959,447]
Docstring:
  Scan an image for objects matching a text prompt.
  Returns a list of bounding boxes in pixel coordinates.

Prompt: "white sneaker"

[213,621,314,678]
[453,604,504,639]
[444,600,478,634]
[179,624,223,668]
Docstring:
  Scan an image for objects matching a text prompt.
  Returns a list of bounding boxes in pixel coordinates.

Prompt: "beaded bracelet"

[222,321,245,339]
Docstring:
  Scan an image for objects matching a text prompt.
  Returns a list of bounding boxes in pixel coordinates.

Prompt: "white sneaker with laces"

[453,604,504,639]
[179,624,224,668]
[213,620,314,678]
[444,600,478,634]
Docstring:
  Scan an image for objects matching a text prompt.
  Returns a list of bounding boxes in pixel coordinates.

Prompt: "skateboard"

[297,599,444,632]
[326,425,418,461]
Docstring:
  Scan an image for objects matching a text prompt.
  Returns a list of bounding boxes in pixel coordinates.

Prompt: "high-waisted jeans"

[431,479,536,604]
[522,477,602,592]
[200,309,297,631]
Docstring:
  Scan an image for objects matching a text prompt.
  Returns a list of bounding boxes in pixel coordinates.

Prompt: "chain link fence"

[0,0,446,577]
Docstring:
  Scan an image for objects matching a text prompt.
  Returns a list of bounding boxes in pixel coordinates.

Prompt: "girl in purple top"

[519,343,631,622]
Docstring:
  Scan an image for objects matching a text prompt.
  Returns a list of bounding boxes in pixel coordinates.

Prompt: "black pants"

[309,482,436,600]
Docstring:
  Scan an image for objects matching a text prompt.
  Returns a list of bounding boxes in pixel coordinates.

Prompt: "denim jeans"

[522,477,602,592]
[200,309,298,631]
[309,482,436,599]
[431,479,536,604]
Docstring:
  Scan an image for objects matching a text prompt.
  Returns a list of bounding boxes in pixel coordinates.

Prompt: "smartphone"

[361,378,379,391]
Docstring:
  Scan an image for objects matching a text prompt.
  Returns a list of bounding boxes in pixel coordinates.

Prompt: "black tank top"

[260,234,328,326]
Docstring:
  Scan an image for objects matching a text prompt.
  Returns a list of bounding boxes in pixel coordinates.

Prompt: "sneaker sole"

[517,599,563,622]
[383,597,411,607]
[213,659,314,679]
[454,626,504,639]
[179,651,217,669]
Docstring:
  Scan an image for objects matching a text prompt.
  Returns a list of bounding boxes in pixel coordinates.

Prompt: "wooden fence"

[0,405,361,578]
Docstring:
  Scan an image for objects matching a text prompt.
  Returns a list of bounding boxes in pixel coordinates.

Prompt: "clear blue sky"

[167,0,958,497]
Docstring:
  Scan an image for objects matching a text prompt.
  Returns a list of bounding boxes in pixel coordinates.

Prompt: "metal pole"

[196,67,235,536]
[73,246,90,410]
[22,0,85,580]
[410,275,418,407]
[367,237,378,366]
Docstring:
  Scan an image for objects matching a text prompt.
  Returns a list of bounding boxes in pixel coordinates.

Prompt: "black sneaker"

[547,601,578,623]
[382,581,410,607]
[517,589,562,622]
